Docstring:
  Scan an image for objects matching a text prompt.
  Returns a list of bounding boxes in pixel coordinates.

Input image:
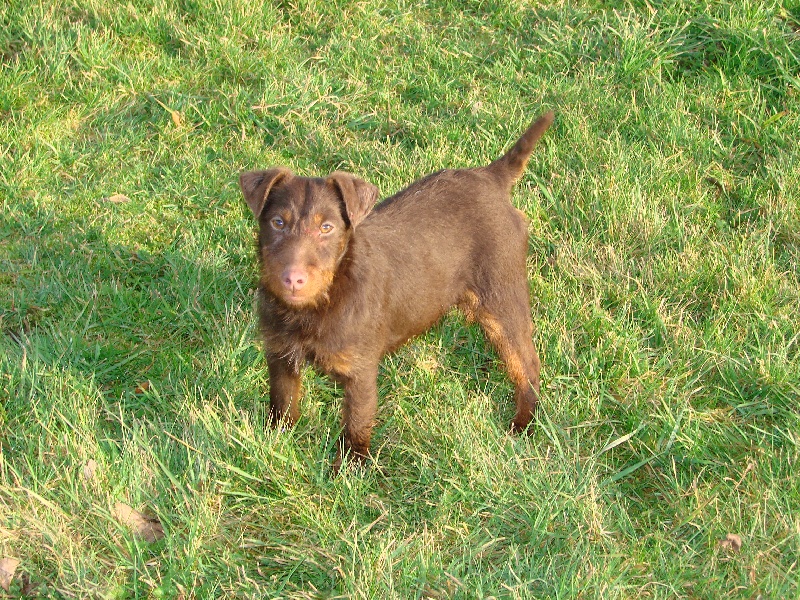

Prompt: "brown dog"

[240,111,554,469]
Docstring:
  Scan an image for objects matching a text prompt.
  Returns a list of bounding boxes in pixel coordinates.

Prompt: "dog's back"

[349,111,555,344]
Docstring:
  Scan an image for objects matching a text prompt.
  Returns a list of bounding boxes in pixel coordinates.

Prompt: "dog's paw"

[509,418,535,435]
[332,448,375,475]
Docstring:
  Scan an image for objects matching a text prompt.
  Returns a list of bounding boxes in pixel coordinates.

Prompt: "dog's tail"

[489,110,554,184]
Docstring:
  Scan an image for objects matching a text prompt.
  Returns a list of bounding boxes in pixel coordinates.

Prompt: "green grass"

[1,0,799,597]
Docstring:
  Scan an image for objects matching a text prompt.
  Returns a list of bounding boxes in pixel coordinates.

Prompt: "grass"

[1,0,799,597]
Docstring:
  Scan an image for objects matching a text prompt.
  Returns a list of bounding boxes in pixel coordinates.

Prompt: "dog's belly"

[382,286,462,352]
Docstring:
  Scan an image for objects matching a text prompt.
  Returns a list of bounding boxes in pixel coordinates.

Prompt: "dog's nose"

[282,268,308,291]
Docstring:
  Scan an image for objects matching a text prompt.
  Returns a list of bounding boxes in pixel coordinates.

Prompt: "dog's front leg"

[267,353,302,427]
[334,366,379,471]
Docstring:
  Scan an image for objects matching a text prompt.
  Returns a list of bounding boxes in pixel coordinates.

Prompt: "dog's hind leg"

[474,285,541,433]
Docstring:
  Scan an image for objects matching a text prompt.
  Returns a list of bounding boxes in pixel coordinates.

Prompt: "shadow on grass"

[1,205,269,456]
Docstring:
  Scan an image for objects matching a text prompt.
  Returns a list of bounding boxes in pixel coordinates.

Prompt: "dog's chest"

[265,318,356,379]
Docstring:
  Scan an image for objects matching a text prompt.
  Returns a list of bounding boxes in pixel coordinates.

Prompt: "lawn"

[1,0,799,597]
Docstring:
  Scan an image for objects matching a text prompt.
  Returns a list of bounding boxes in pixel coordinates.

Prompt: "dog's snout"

[282,267,308,291]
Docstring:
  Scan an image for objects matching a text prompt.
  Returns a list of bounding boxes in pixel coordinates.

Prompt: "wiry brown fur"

[240,111,555,470]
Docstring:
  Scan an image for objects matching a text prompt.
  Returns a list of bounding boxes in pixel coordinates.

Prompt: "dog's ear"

[239,168,292,218]
[327,171,379,228]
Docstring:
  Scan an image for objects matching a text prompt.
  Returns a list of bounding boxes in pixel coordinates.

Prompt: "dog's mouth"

[283,291,313,306]
[275,286,326,309]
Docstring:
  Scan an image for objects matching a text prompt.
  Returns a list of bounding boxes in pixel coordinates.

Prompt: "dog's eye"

[320,223,334,234]
[271,217,285,230]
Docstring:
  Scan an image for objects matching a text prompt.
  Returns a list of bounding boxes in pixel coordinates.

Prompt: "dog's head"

[240,168,378,309]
